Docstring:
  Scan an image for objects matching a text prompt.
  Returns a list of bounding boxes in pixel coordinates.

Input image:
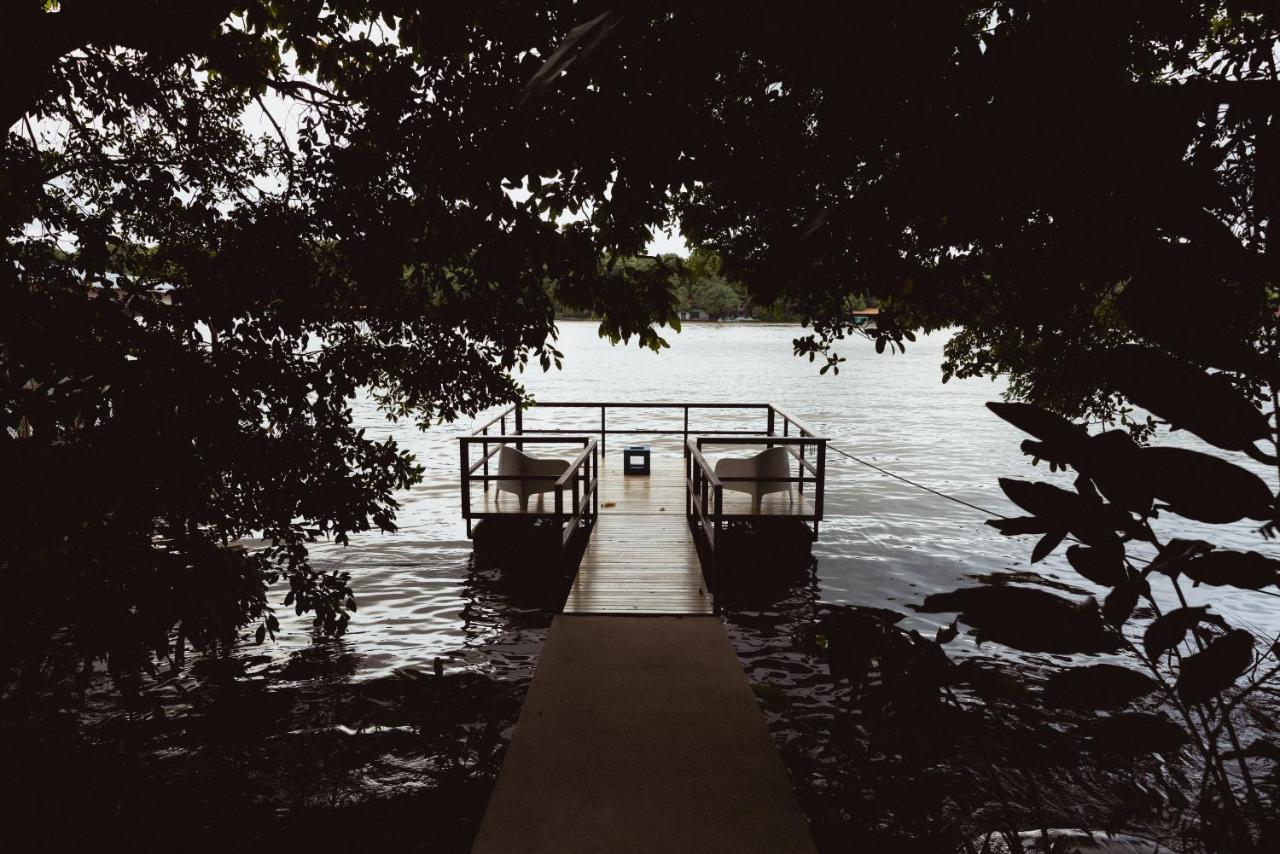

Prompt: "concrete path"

[472,615,816,854]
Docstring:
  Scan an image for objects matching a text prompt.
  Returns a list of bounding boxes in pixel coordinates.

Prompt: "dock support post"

[460,440,472,538]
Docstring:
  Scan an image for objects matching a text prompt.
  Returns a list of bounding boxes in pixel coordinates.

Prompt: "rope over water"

[825,442,1280,605]
[825,443,1004,518]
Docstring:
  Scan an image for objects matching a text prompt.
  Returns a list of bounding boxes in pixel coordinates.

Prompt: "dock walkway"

[471,615,816,854]
[472,444,818,852]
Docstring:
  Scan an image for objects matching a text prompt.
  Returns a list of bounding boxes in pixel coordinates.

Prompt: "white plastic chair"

[714,446,794,512]
[496,445,571,512]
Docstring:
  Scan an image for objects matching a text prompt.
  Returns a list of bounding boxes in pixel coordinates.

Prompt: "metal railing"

[685,432,827,597]
[458,401,826,588]
[511,401,777,455]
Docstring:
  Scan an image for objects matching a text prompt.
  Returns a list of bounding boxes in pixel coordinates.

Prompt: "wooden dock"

[565,513,710,614]
[464,404,824,852]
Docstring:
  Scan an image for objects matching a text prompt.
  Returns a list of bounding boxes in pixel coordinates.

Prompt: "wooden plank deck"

[564,514,711,614]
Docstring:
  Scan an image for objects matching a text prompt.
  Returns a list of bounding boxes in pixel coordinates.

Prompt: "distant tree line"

[553,249,873,322]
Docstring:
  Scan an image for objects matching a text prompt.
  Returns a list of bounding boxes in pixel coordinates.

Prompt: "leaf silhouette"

[1103,580,1140,628]
[1140,447,1274,524]
[1075,430,1153,515]
[1087,713,1189,754]
[998,478,1124,547]
[1147,538,1215,577]
[1176,629,1254,706]
[1042,664,1158,710]
[920,586,1119,654]
[1181,550,1280,590]
[986,516,1052,536]
[1107,345,1269,453]
[1066,544,1127,587]
[1144,606,1214,662]
[1031,529,1067,563]
[988,402,1088,466]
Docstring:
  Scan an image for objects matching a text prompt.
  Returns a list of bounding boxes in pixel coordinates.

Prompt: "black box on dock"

[623,445,651,475]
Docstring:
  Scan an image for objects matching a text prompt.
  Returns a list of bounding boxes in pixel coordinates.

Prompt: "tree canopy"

[5,1,1280,684]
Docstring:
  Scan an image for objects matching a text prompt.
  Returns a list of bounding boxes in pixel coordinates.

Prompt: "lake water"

[48,320,1277,852]
[293,320,1280,678]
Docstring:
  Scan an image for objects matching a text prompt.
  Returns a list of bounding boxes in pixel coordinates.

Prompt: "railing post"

[482,426,490,489]
[685,441,692,518]
[572,468,580,545]
[767,406,775,438]
[797,439,805,495]
[554,483,564,559]
[683,406,689,450]
[515,404,523,451]
[815,440,826,523]
[592,442,599,521]
[712,483,724,601]
[600,406,606,458]
[459,439,472,538]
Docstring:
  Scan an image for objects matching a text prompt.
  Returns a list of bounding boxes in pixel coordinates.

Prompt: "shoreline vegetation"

[552,249,875,325]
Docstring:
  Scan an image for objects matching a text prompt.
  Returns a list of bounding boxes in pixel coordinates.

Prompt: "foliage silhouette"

[985,384,1280,850]
[1,1,684,687]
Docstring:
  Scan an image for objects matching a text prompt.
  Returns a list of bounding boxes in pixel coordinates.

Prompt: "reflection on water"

[4,553,553,853]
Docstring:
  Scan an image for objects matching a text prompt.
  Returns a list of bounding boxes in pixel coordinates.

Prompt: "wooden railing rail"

[685,438,724,598]
[555,439,600,550]
[458,434,597,553]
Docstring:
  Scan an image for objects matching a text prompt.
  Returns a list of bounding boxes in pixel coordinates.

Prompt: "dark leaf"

[1031,529,1066,563]
[1087,713,1188,754]
[1181,550,1280,590]
[1066,544,1127,588]
[1140,447,1274,524]
[1107,345,1269,453]
[1075,430,1153,515]
[998,479,1123,547]
[1147,539,1215,577]
[986,516,1052,536]
[920,586,1119,654]
[1042,664,1159,710]
[1176,629,1254,706]
[1103,580,1140,628]
[987,403,1088,466]
[935,618,959,645]
[954,659,1033,701]
[1144,606,1212,662]
[255,624,266,645]
[1020,439,1076,467]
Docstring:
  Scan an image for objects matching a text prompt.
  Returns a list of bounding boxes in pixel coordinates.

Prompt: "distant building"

[850,306,879,328]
